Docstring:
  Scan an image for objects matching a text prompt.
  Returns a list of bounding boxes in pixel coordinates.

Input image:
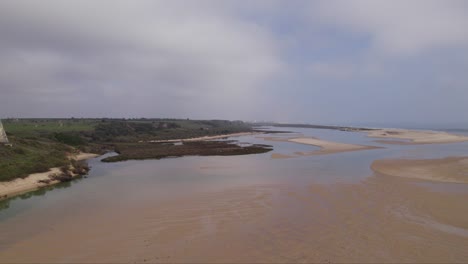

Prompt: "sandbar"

[0,152,99,200]
[367,129,468,145]
[371,156,468,184]
[262,136,381,158]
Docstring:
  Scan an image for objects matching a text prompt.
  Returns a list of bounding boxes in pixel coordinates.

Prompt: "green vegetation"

[3,118,97,136]
[54,132,86,146]
[90,119,253,142]
[0,137,71,181]
[1,118,270,181]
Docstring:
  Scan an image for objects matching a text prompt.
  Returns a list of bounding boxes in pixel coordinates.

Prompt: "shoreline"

[0,152,99,201]
[148,132,264,143]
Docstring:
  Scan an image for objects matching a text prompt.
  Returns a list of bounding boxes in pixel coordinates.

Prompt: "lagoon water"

[1,127,468,262]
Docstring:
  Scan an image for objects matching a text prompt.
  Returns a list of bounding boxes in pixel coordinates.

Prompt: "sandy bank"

[0,152,99,201]
[289,137,381,155]
[371,156,468,184]
[262,136,381,158]
[148,132,264,143]
[368,129,468,145]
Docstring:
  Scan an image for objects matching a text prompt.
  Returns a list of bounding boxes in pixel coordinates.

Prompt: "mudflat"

[1,175,467,263]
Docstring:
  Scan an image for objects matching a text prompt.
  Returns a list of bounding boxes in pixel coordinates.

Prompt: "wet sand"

[0,153,98,200]
[371,156,468,184]
[262,136,381,158]
[368,129,468,144]
[1,175,467,263]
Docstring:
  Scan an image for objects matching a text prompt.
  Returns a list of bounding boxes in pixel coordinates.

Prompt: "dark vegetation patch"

[101,141,273,162]
[54,132,86,146]
[90,119,253,142]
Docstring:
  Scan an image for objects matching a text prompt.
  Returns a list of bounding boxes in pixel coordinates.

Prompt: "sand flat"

[368,129,468,144]
[289,137,381,154]
[371,156,468,184]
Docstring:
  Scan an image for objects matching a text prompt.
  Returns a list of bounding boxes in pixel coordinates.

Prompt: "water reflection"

[0,180,77,217]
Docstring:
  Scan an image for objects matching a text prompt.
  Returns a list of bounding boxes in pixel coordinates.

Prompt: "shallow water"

[1,127,468,263]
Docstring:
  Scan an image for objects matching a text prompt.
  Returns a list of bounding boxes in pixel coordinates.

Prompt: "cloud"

[308,60,384,80]
[1,0,467,126]
[0,0,281,118]
[310,0,468,56]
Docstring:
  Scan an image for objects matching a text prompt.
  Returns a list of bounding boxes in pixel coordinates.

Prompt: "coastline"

[0,152,99,201]
[148,131,264,143]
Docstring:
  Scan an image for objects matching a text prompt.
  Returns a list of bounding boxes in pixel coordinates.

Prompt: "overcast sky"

[1,0,468,127]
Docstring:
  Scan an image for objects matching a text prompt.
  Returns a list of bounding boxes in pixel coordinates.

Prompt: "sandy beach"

[149,132,264,143]
[367,129,468,144]
[0,152,99,201]
[371,156,468,184]
[262,136,381,158]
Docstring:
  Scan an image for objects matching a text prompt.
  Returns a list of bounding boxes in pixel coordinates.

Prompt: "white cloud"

[0,0,281,118]
[311,0,468,56]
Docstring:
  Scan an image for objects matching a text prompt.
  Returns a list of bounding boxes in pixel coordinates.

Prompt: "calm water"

[1,127,468,255]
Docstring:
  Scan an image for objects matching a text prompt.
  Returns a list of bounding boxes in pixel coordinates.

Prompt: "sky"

[1,0,468,127]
